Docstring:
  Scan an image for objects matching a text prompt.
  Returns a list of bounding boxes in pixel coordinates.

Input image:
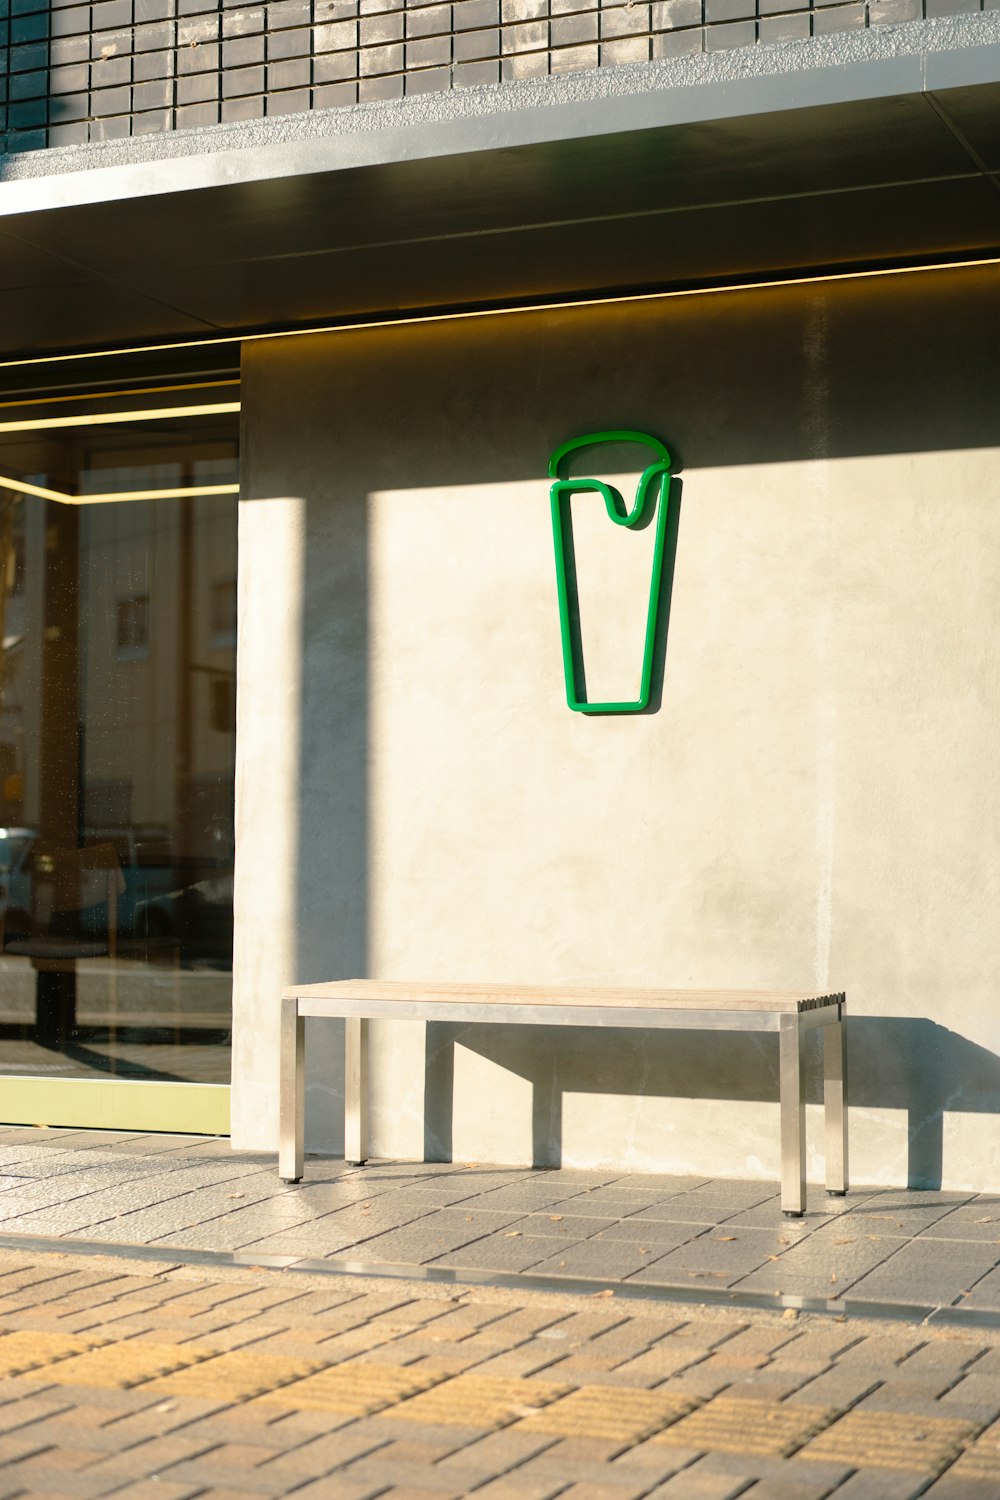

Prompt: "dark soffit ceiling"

[0,52,997,360]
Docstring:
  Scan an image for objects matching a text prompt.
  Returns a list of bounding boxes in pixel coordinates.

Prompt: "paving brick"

[642,1454,756,1496]
[520,1386,698,1445]
[470,1478,567,1500]
[823,1471,931,1499]
[100,1484,207,1500]
[390,1373,573,1430]
[97,1484,206,1500]
[79,1433,219,1482]
[0,1330,100,1377]
[248,1424,393,1478]
[557,1482,655,1499]
[40,1340,211,1390]
[924,1474,1000,1499]
[800,1409,977,1475]
[149,1349,325,1401]
[276,1480,388,1499]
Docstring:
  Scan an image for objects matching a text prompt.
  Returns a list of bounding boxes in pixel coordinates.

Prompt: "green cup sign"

[548,430,673,714]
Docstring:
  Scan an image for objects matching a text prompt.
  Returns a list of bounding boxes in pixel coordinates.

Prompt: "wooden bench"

[278,981,848,1217]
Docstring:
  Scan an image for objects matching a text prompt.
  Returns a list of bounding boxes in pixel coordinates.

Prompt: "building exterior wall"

[233,261,1000,1190]
[4,0,957,153]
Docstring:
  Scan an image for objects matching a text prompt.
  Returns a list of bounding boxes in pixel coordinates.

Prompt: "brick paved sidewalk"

[1,1128,1000,1320]
[0,1243,998,1498]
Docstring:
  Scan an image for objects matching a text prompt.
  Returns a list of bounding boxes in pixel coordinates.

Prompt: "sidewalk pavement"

[0,1242,999,1497]
[2,1130,1000,1496]
[1,1128,1000,1321]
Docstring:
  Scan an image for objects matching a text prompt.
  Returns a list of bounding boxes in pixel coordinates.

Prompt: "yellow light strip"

[66,483,240,506]
[0,253,998,374]
[0,400,241,433]
[0,379,240,412]
[0,473,240,506]
[0,474,69,503]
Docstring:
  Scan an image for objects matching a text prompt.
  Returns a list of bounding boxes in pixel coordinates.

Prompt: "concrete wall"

[234,262,1000,1190]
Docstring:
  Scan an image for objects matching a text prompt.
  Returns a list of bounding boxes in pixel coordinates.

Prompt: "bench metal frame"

[278,982,848,1217]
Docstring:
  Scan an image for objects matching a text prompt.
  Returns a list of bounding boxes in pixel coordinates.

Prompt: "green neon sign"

[548,429,673,714]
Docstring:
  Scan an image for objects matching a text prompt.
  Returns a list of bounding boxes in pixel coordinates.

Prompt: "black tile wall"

[0,0,965,153]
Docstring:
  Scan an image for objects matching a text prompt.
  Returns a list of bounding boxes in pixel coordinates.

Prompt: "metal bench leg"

[780,1014,806,1217]
[279,994,304,1183]
[345,1017,369,1166]
[824,1011,849,1196]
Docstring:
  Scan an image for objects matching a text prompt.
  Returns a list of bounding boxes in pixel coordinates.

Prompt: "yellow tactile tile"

[950,1433,1000,1481]
[40,1340,213,1390]
[259,1361,445,1415]
[393,1374,573,1430]
[799,1409,977,1474]
[148,1349,326,1402]
[655,1398,835,1458]
[0,1330,100,1378]
[519,1385,699,1444]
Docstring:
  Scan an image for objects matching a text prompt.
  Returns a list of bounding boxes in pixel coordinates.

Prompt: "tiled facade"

[1,0,963,154]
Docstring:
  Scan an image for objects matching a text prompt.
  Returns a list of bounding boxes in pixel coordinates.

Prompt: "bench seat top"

[284,979,844,1016]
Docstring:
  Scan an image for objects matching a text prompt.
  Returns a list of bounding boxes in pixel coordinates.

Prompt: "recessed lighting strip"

[0,254,998,373]
[0,379,240,412]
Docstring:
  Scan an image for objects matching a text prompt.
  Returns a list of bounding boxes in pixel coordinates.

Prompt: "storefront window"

[0,371,239,1086]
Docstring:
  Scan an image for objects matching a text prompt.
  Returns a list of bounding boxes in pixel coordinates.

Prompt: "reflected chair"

[1,842,124,1049]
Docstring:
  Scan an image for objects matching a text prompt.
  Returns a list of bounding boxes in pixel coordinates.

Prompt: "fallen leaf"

[550,1215,563,1222]
[715,1236,737,1242]
[782,1308,798,1321]
[830,1273,838,1283]
[639,1248,649,1254]
[833,1238,854,1245]
[226,1194,245,1201]
[833,1314,848,1323]
[591,1288,614,1297]
[504,1231,522,1238]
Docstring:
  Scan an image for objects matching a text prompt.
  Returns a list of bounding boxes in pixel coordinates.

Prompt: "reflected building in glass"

[0,371,239,1094]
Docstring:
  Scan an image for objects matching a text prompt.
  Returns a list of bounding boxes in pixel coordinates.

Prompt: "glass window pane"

[0,372,239,1085]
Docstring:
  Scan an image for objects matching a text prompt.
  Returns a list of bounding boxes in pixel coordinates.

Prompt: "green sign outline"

[548,429,673,714]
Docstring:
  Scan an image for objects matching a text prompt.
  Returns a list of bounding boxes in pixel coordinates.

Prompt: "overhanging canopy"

[0,17,998,361]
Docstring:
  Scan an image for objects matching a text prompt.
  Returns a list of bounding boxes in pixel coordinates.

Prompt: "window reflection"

[0,379,239,1084]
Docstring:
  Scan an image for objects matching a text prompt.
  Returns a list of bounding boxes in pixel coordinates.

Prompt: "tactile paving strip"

[520,1385,699,1443]
[799,1410,977,1474]
[41,1341,212,1390]
[149,1350,326,1402]
[0,1330,101,1378]
[260,1361,445,1415]
[949,1433,1000,1482]
[655,1398,835,1458]
[393,1374,573,1429]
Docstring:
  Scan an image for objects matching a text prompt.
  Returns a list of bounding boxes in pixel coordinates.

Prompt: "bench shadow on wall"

[424,1018,998,1192]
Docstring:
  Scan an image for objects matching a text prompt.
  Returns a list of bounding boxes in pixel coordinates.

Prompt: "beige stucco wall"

[233,265,1000,1190]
